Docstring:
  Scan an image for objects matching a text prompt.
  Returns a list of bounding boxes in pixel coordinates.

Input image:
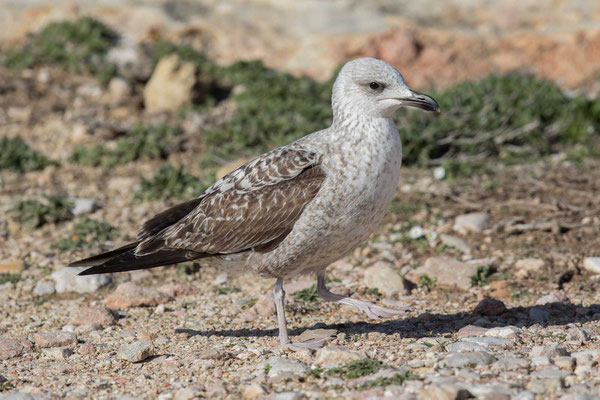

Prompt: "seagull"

[70,57,439,350]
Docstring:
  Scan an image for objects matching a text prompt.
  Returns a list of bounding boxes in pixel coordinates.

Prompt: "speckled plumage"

[71,57,439,349]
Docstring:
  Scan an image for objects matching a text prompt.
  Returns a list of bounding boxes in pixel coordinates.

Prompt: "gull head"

[332,57,439,119]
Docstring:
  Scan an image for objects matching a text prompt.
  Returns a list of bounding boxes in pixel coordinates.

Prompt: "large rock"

[453,213,490,234]
[406,256,480,291]
[363,261,408,296]
[315,345,367,366]
[144,54,196,112]
[0,338,33,360]
[118,340,154,363]
[261,357,308,381]
[583,257,600,274]
[105,282,172,309]
[69,306,117,327]
[51,267,111,294]
[31,331,77,348]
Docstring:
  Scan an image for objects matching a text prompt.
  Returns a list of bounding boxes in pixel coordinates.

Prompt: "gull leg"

[317,271,407,319]
[273,278,328,351]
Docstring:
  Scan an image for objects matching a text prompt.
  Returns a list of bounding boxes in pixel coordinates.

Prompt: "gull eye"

[369,82,381,90]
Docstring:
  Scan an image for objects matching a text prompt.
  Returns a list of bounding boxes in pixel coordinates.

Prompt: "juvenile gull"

[70,57,439,350]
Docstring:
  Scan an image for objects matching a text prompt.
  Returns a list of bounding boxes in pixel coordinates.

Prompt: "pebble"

[315,345,367,366]
[70,198,98,216]
[261,357,308,381]
[33,280,55,296]
[144,54,196,112]
[0,260,25,273]
[582,257,600,274]
[32,331,77,348]
[439,234,471,254]
[272,393,307,400]
[457,325,489,337]
[107,77,132,104]
[0,338,34,360]
[51,267,111,294]
[461,337,513,349]
[492,356,530,372]
[42,347,73,360]
[453,212,490,234]
[78,342,96,356]
[252,292,275,317]
[442,351,496,367]
[531,356,552,367]
[530,345,569,357]
[419,384,473,400]
[528,307,550,322]
[514,258,544,278]
[105,282,172,309]
[296,329,337,343]
[118,340,154,363]
[69,306,117,327]
[485,326,521,338]
[554,356,575,370]
[535,291,571,306]
[407,256,480,290]
[242,383,267,399]
[158,283,192,297]
[473,298,507,316]
[363,261,407,296]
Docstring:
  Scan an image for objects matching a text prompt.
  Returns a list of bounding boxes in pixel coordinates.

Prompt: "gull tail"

[69,243,207,275]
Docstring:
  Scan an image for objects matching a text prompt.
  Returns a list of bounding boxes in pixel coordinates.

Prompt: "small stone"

[528,307,550,322]
[242,383,268,399]
[406,256,480,291]
[33,280,55,296]
[272,393,307,400]
[107,77,132,103]
[484,394,510,400]
[75,323,103,334]
[262,357,308,381]
[489,280,511,299]
[52,267,111,294]
[442,351,496,367]
[32,331,77,348]
[492,356,530,372]
[531,356,552,367]
[42,347,73,360]
[79,342,96,355]
[583,257,600,274]
[315,345,367,366]
[446,341,488,352]
[535,291,571,306]
[440,234,471,254]
[457,325,488,337]
[252,292,275,317]
[419,384,473,400]
[453,212,490,234]
[0,338,33,360]
[514,258,544,278]
[69,306,116,327]
[144,54,196,112]
[553,356,575,370]
[158,283,192,297]
[296,329,337,343]
[530,345,569,358]
[196,348,227,360]
[473,298,507,316]
[363,261,408,296]
[485,326,521,338]
[105,282,172,309]
[71,198,98,216]
[118,340,154,363]
[0,260,25,273]
[461,336,513,349]
[212,273,228,286]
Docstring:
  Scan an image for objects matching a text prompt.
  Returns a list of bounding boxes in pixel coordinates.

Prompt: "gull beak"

[397,89,440,113]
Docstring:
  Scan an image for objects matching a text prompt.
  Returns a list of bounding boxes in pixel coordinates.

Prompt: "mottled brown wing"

[135,147,324,256]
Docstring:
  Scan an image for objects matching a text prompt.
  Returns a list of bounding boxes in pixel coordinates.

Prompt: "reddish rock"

[457,325,489,337]
[252,293,275,317]
[32,331,77,348]
[0,337,34,360]
[474,298,508,316]
[78,342,96,356]
[490,280,511,299]
[158,283,193,297]
[105,282,172,309]
[69,306,117,327]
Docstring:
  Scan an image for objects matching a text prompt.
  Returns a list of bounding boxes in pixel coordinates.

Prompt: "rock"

[212,273,228,286]
[75,323,103,334]
[0,260,25,273]
[158,283,192,297]
[461,337,513,349]
[582,257,600,274]
[42,347,72,360]
[51,267,111,294]
[296,329,337,343]
[440,234,471,254]
[242,383,267,399]
[216,157,255,180]
[489,280,511,299]
[105,282,172,309]
[485,326,521,338]
[107,41,153,81]
[473,298,507,316]
[535,291,571,306]
[174,388,200,400]
[283,279,313,294]
[0,338,33,360]
[530,345,569,358]
[78,342,96,356]
[553,356,575,370]
[419,384,473,400]
[144,54,196,112]
[272,393,307,400]
[514,258,544,278]
[492,356,530,372]
[446,341,488,352]
[0,393,42,400]
[442,351,496,367]
[70,198,98,216]
[33,280,55,296]
[31,331,77,348]
[252,293,275,317]
[262,356,308,381]
[107,78,132,104]
[196,348,228,360]
[118,340,154,363]
[69,306,116,327]
[315,345,367,366]
[457,325,488,337]
[528,307,550,322]
[453,213,490,234]
[363,261,408,296]
[407,256,480,290]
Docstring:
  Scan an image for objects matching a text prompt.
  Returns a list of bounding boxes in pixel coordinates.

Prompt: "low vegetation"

[69,123,183,168]
[52,218,118,250]
[0,137,53,173]
[294,284,319,302]
[134,164,214,201]
[326,359,385,379]
[1,17,119,85]
[10,197,73,229]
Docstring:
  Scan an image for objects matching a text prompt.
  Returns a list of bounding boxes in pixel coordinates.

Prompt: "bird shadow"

[175,302,600,340]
